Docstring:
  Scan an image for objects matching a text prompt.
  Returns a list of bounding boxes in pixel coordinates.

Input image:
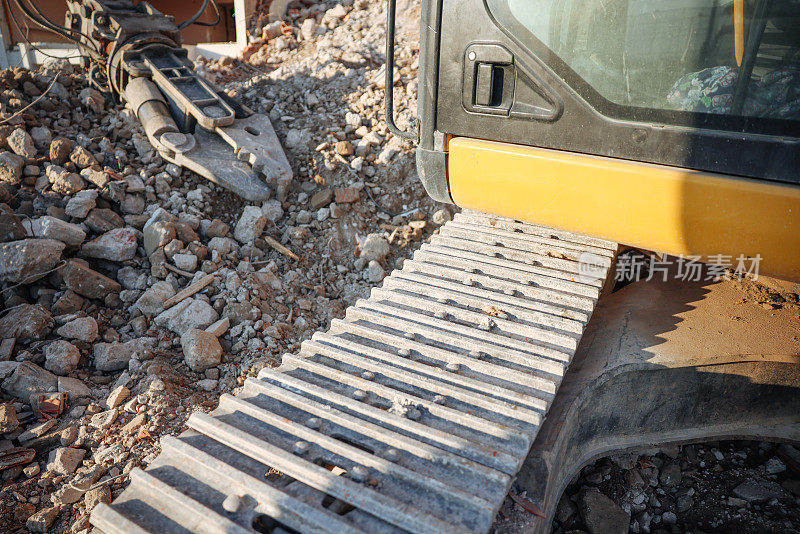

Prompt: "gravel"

[492,441,800,534]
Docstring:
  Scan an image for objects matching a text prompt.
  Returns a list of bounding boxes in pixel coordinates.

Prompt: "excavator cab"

[407,0,800,280]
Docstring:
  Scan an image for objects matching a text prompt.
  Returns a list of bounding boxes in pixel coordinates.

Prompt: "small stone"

[143,219,175,255]
[334,187,359,204]
[0,238,64,283]
[62,260,121,299]
[106,385,129,408]
[8,128,36,158]
[578,489,629,534]
[365,260,384,282]
[174,221,199,243]
[52,290,84,315]
[49,138,71,165]
[205,317,230,337]
[222,301,258,326]
[732,478,790,503]
[261,199,284,222]
[81,166,110,188]
[84,484,112,511]
[234,205,267,244]
[555,493,578,523]
[300,17,317,40]
[727,496,748,507]
[765,457,786,474]
[48,446,86,475]
[610,453,638,470]
[345,112,362,127]
[29,126,51,150]
[0,208,25,242]
[173,253,198,271]
[360,233,390,263]
[121,193,145,214]
[676,494,694,512]
[56,316,99,342]
[37,216,86,246]
[310,188,333,209]
[350,156,364,171]
[23,463,40,477]
[0,304,53,341]
[64,190,97,219]
[79,87,105,113]
[121,412,146,433]
[90,409,118,430]
[0,403,19,433]
[155,297,219,335]
[85,208,124,233]
[83,228,137,262]
[43,340,80,375]
[659,463,682,488]
[124,175,146,194]
[133,280,175,315]
[49,168,85,195]
[0,151,24,184]
[181,328,223,371]
[58,376,91,399]
[60,425,78,446]
[335,140,354,156]
[26,506,60,533]
[205,218,229,238]
[70,145,97,168]
[18,418,56,442]
[196,378,218,391]
[432,208,452,225]
[624,468,646,488]
[92,343,130,372]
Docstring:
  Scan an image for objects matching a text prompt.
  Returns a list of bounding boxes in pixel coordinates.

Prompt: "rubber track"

[91,211,616,534]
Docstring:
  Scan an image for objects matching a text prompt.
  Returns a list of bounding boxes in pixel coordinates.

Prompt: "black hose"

[11,0,101,55]
[177,0,222,30]
[6,4,82,60]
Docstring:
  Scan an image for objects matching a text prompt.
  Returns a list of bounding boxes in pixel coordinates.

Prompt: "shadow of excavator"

[516,270,800,533]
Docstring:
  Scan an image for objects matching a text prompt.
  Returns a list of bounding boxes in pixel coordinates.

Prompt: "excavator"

[9,0,800,532]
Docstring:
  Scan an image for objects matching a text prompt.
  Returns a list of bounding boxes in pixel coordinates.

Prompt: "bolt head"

[350,465,368,482]
[446,362,460,373]
[385,448,400,462]
[293,441,310,455]
[222,494,243,513]
[305,417,321,430]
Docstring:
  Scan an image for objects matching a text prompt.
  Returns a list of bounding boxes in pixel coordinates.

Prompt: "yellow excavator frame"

[448,137,800,281]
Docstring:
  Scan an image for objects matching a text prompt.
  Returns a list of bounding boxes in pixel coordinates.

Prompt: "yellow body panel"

[448,137,800,281]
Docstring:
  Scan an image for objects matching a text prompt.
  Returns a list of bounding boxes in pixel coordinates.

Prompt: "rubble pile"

[0,0,458,531]
[492,442,800,534]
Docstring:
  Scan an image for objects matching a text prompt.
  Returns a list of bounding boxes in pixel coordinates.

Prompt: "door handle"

[463,44,515,115]
[463,43,563,122]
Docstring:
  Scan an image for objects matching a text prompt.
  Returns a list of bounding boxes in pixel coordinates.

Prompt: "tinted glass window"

[499,0,800,120]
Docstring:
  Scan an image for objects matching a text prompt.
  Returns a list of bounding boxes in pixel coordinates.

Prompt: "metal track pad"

[91,211,617,533]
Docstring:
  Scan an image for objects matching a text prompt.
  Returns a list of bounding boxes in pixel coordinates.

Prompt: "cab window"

[496,0,800,121]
